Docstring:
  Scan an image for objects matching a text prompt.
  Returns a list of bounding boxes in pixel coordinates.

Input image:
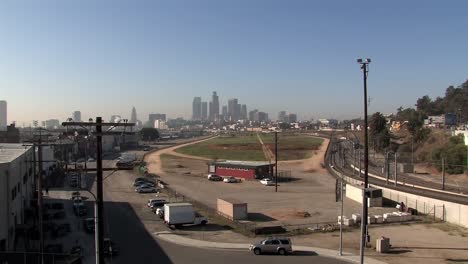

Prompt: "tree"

[369,112,390,152]
[140,128,160,141]
[416,95,432,116]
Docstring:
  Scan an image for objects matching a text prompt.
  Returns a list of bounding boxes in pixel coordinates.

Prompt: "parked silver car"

[249,237,292,255]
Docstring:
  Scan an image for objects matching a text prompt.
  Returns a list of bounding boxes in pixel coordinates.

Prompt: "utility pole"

[357,58,371,264]
[394,152,398,187]
[339,174,344,256]
[442,158,445,190]
[62,117,134,264]
[275,131,278,193]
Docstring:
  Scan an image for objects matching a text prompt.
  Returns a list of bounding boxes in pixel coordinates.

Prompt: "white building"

[0,144,35,251]
[0,100,6,131]
[154,120,168,130]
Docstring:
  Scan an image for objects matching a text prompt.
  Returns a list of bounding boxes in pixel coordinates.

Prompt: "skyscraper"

[241,104,247,120]
[201,102,208,121]
[209,92,219,121]
[222,105,228,121]
[0,100,6,131]
[72,111,81,122]
[227,98,238,121]
[278,111,287,122]
[192,97,202,120]
[130,107,137,123]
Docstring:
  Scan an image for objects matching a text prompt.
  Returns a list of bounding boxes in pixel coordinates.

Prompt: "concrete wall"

[335,168,468,228]
[346,184,382,207]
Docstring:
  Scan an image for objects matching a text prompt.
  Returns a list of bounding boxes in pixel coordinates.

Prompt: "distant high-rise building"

[278,111,287,122]
[249,109,258,122]
[256,112,268,123]
[130,107,137,123]
[72,111,81,122]
[201,102,208,120]
[288,113,297,123]
[222,105,228,121]
[0,100,6,131]
[227,98,238,121]
[149,113,166,125]
[209,92,219,121]
[192,97,202,120]
[154,120,168,130]
[241,104,247,120]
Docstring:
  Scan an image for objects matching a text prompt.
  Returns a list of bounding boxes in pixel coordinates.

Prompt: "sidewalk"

[153,231,387,264]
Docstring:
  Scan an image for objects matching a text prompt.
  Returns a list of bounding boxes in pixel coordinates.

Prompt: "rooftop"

[212,160,271,167]
[0,144,32,164]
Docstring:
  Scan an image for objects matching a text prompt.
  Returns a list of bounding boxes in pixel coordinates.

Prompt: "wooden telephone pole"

[62,117,134,264]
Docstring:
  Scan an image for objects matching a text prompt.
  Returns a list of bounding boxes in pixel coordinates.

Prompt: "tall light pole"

[357,58,371,264]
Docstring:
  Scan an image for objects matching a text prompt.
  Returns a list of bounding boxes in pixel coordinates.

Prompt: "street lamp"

[357,58,371,264]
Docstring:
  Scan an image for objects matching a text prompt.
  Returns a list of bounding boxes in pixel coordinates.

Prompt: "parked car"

[207,174,222,181]
[135,186,158,193]
[73,204,87,216]
[249,237,292,255]
[88,157,95,162]
[133,180,155,187]
[103,238,119,257]
[143,147,150,151]
[260,178,275,186]
[223,176,240,183]
[83,218,95,233]
[147,199,167,208]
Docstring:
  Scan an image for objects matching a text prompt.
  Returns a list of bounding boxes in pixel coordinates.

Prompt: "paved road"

[103,194,348,264]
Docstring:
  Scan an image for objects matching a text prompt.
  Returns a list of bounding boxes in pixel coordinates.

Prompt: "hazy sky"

[1,0,468,125]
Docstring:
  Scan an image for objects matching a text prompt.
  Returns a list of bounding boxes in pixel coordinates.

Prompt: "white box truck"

[164,203,208,228]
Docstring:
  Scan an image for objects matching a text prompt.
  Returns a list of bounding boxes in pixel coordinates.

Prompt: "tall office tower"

[72,111,82,122]
[249,109,258,122]
[192,97,202,120]
[201,102,208,121]
[209,91,219,121]
[130,107,138,123]
[241,104,247,120]
[278,111,287,122]
[288,113,297,123]
[227,98,238,121]
[0,100,6,131]
[222,105,228,121]
[234,103,241,121]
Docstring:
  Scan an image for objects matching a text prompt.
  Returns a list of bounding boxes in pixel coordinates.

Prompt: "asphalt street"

[103,195,348,264]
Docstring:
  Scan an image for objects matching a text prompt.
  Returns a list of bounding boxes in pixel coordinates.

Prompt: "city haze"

[1,0,468,125]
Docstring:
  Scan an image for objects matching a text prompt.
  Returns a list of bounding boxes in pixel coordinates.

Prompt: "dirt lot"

[146,137,395,226]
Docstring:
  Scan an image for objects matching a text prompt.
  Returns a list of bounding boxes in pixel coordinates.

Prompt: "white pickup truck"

[164,203,207,228]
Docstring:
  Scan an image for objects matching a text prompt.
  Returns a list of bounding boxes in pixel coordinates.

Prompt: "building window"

[23,173,28,184]
[17,183,21,193]
[11,188,16,201]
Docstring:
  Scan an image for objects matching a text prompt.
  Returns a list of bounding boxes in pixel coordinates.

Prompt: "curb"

[153,231,387,264]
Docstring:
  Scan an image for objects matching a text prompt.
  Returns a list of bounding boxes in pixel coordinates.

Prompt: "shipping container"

[217,198,248,220]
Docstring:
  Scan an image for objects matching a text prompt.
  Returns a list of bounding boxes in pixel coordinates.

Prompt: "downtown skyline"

[2,1,468,125]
